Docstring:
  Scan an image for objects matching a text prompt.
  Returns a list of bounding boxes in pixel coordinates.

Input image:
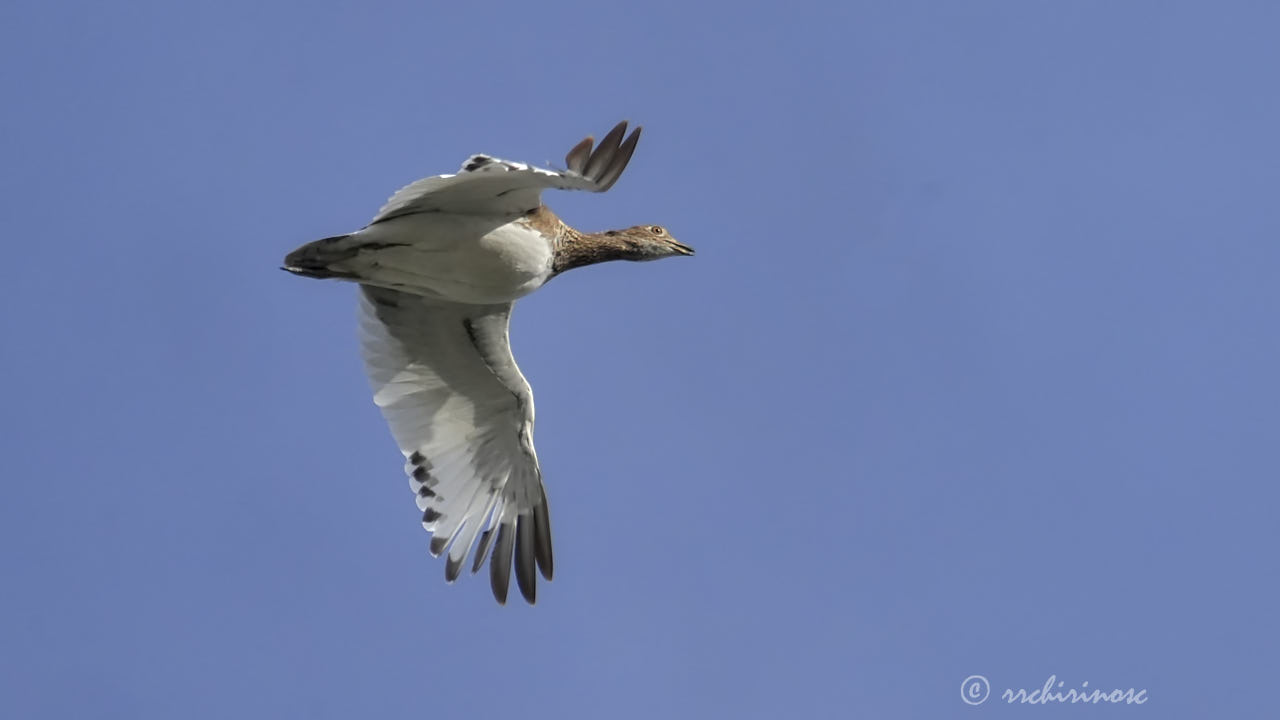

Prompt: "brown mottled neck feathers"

[521,206,637,277]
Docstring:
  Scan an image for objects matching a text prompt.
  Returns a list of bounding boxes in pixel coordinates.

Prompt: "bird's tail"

[281,235,361,280]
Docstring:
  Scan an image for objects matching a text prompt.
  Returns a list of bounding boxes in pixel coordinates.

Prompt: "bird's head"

[551,223,693,276]
[601,225,695,261]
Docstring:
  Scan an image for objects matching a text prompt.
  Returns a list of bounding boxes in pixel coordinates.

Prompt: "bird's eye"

[650,226,665,235]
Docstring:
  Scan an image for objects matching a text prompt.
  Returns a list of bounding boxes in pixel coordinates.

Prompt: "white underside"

[346,214,555,305]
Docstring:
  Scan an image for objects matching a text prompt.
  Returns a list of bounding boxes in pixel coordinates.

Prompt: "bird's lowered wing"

[371,121,641,223]
[358,286,553,604]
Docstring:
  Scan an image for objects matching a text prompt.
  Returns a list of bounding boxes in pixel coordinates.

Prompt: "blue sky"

[2,1,1277,717]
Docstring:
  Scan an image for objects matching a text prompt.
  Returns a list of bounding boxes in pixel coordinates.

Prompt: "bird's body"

[292,212,557,304]
[283,122,691,605]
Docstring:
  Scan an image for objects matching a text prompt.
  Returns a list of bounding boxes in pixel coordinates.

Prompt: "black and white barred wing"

[371,121,641,222]
[358,286,553,604]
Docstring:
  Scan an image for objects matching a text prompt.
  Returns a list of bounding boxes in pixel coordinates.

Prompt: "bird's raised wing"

[371,121,641,223]
[358,286,553,604]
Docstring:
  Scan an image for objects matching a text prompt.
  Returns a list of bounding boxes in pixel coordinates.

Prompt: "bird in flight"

[283,122,693,604]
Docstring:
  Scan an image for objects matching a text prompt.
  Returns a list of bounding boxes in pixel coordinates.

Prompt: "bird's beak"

[667,239,695,256]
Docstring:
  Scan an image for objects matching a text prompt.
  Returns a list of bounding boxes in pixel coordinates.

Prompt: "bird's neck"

[551,229,639,276]
[519,206,637,277]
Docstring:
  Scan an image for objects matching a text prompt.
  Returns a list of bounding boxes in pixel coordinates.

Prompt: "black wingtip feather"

[582,121,627,180]
[565,136,594,174]
[597,126,641,192]
[490,524,514,605]
[429,536,447,557]
[533,497,554,580]
[565,121,640,191]
[472,528,494,574]
[445,553,463,583]
[514,515,538,604]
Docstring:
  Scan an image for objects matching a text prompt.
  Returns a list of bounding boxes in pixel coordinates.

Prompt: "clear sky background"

[2,1,1276,717]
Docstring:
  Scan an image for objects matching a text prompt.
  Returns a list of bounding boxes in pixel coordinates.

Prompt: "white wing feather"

[371,121,641,223]
[358,286,553,603]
